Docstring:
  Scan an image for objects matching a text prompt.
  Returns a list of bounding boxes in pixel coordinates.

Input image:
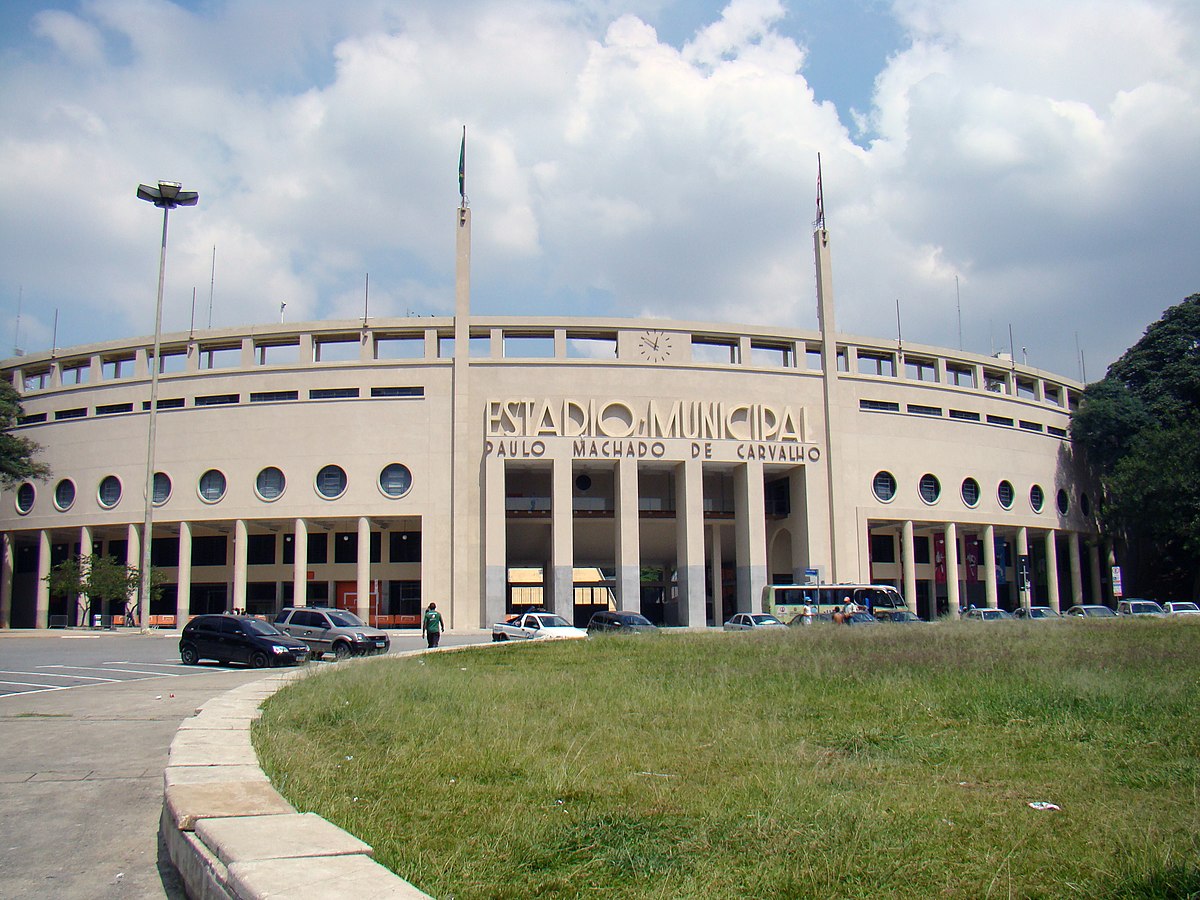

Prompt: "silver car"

[723,613,787,631]
[273,606,391,659]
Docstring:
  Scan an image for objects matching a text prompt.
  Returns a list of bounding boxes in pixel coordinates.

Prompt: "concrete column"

[1,533,13,628]
[126,524,140,622]
[79,525,93,626]
[233,519,248,612]
[550,455,574,621]
[36,530,50,629]
[709,523,724,626]
[177,521,192,625]
[293,518,308,607]
[615,457,641,613]
[676,457,706,626]
[1044,530,1061,614]
[1089,541,1102,604]
[1068,533,1083,609]
[1017,527,1030,608]
[983,524,998,609]
[901,520,917,614]
[944,522,960,618]
[734,460,767,613]
[788,468,810,583]
[484,454,508,626]
[356,516,371,622]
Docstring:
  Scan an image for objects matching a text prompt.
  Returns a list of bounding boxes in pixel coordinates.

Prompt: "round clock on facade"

[637,329,673,362]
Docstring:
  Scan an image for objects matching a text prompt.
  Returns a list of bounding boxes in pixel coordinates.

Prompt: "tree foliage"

[0,380,50,487]
[44,554,164,624]
[1071,294,1200,599]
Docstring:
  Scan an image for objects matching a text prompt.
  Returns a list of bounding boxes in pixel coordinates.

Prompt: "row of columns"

[896,520,1102,616]
[484,455,778,627]
[3,516,380,628]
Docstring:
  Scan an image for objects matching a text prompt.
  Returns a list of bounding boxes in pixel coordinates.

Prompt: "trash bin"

[92,614,102,628]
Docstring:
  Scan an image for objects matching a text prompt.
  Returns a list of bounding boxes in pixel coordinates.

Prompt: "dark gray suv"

[273,607,391,659]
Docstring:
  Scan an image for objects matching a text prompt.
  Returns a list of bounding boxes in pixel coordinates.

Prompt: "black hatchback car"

[180,614,310,668]
[586,610,658,634]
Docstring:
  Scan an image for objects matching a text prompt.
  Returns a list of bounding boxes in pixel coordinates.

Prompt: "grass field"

[253,621,1200,899]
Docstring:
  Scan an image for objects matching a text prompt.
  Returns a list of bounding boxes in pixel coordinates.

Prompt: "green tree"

[1071,294,1200,599]
[44,555,164,625]
[0,380,50,486]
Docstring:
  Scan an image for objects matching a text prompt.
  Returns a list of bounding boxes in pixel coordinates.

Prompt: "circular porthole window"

[256,467,286,501]
[919,473,941,505]
[379,463,413,498]
[54,479,76,511]
[153,472,172,506]
[575,473,593,492]
[15,482,35,514]
[872,471,897,503]
[98,475,122,509]
[198,469,227,503]
[1056,489,1069,516]
[961,477,980,508]
[998,480,1014,510]
[1080,493,1091,517]
[1030,484,1045,513]
[316,464,347,500]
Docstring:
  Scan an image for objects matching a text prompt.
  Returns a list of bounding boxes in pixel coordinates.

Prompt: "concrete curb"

[160,662,433,899]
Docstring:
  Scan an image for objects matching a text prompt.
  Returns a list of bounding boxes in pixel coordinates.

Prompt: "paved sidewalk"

[0,666,268,898]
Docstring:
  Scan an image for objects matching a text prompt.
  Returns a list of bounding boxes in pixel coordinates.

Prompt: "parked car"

[273,606,391,659]
[179,614,309,668]
[877,609,923,624]
[1012,606,1062,620]
[963,608,1015,621]
[1117,599,1167,617]
[1064,604,1117,618]
[1162,601,1200,617]
[492,611,589,641]
[587,610,657,634]
[844,612,879,625]
[723,613,787,631]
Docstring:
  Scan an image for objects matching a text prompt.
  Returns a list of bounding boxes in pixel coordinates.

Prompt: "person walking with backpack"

[421,602,444,649]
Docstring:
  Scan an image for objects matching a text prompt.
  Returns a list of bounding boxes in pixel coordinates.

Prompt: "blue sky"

[1,0,1197,379]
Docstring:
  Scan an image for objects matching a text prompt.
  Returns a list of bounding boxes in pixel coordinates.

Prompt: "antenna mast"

[207,245,216,329]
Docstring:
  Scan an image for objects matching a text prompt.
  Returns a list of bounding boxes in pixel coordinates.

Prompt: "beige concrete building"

[0,209,1107,629]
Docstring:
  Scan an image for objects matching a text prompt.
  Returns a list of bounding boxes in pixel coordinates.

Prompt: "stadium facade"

[0,208,1109,629]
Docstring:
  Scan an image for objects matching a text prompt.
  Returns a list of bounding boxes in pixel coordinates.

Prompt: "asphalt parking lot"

[0,628,489,899]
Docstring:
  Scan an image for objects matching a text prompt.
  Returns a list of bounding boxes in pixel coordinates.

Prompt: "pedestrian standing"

[421,602,444,649]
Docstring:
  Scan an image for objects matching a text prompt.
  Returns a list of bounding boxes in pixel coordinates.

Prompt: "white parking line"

[0,680,69,689]
[43,665,184,677]
[0,670,117,681]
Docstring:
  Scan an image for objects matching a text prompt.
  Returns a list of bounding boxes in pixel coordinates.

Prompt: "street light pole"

[136,181,198,634]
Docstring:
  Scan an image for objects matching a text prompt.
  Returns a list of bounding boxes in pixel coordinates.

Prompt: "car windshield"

[1086,606,1116,617]
[751,615,783,625]
[533,615,572,628]
[1129,603,1160,613]
[327,610,366,627]
[1170,603,1199,612]
[1029,608,1058,618]
[617,614,653,626]
[242,618,283,636]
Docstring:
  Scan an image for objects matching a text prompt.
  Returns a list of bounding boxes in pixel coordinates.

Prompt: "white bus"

[762,583,910,622]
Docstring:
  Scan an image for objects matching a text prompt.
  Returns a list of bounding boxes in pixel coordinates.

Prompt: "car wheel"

[180,644,199,665]
[496,633,508,642]
[249,651,270,669]
[333,642,352,661]
[218,659,230,667]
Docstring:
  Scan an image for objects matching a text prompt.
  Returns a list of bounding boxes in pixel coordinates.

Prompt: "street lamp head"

[137,180,199,209]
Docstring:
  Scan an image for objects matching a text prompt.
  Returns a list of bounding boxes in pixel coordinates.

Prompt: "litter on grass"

[1028,801,1061,811]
